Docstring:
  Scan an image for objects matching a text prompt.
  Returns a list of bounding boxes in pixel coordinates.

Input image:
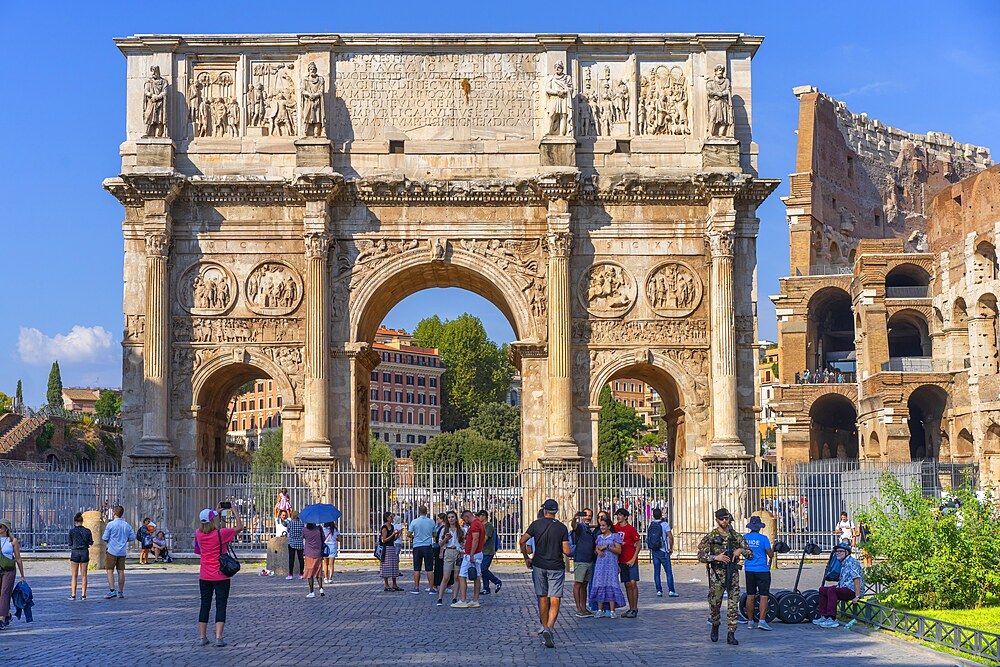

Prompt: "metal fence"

[0,459,977,557]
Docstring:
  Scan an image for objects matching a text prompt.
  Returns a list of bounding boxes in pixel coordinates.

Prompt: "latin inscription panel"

[333,52,539,140]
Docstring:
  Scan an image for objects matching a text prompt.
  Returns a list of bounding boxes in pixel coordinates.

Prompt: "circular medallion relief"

[178,262,237,315]
[644,260,703,317]
[578,261,637,318]
[245,260,303,315]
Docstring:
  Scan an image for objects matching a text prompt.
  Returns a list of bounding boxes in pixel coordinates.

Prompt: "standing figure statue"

[143,66,168,138]
[544,62,573,137]
[301,62,326,138]
[706,64,733,137]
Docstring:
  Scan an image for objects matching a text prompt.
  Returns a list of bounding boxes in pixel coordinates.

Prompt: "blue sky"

[1,1,997,404]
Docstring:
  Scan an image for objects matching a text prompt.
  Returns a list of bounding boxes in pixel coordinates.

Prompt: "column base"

[705,437,750,461]
[131,438,174,460]
[135,138,175,169]
[295,439,336,465]
[542,437,580,461]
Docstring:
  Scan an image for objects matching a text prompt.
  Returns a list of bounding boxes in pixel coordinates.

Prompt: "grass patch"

[913,605,1000,634]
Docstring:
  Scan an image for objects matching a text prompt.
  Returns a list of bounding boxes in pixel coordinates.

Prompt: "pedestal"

[82,510,106,571]
[294,138,333,169]
[701,137,740,170]
[267,535,289,575]
[539,136,576,167]
[136,138,175,169]
[703,453,752,526]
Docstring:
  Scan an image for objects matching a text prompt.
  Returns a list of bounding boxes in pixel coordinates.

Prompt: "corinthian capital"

[144,233,170,259]
[547,231,573,258]
[706,230,734,258]
[304,232,331,260]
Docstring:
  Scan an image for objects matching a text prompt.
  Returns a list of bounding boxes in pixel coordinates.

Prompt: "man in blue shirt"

[101,505,136,599]
[407,505,436,594]
[743,515,774,630]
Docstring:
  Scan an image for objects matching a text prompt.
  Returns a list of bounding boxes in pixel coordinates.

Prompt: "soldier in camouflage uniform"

[697,507,753,645]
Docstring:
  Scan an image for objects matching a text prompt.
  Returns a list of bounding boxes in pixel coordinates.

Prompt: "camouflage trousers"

[707,567,741,632]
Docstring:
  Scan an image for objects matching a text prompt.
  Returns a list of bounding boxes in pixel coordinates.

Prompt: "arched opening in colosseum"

[976,294,999,373]
[906,385,947,461]
[887,310,931,360]
[974,241,998,283]
[955,429,974,459]
[952,298,970,364]
[808,393,858,460]
[807,287,855,377]
[885,264,930,299]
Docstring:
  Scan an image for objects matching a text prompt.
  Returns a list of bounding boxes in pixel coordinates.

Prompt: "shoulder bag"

[217,530,241,577]
[0,538,15,572]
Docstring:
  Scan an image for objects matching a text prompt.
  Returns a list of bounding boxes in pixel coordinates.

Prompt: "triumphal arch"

[105,33,777,472]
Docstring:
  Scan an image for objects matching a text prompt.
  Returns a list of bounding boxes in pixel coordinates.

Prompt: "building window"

[277,397,282,407]
[257,383,263,392]
[395,433,401,443]
[418,436,427,444]
[371,409,378,422]
[250,416,256,429]
[383,372,391,383]
[394,354,401,363]
[395,391,402,402]
[266,416,272,428]
[250,399,255,410]
[396,411,403,424]
[418,376,426,386]
[418,394,425,405]
[383,390,391,401]
[383,432,389,441]
[384,410,390,422]
[371,389,378,400]
[430,395,437,406]
[241,400,247,411]
[406,392,414,403]
[231,420,237,431]
[407,412,413,425]
[268,380,273,391]
[430,413,436,426]
[268,397,272,408]
[406,434,415,444]
[406,375,414,385]
[407,355,414,364]
[429,378,437,388]
[418,412,424,425]
[395,374,403,384]
[371,371,378,381]
[276,413,281,426]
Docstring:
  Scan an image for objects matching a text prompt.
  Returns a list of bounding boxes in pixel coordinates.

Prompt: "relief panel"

[188,61,240,138]
[246,61,298,137]
[177,262,237,316]
[575,60,632,138]
[637,61,691,137]
[245,261,303,316]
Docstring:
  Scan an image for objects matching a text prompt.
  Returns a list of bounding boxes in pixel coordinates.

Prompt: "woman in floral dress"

[588,515,625,617]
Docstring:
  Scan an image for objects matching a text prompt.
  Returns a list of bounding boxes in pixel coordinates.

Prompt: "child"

[323,522,340,584]
[274,488,292,518]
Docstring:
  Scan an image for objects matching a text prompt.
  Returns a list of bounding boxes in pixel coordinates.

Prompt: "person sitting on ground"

[151,531,170,562]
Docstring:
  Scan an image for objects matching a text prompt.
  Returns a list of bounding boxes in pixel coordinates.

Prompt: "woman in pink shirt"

[194,505,243,647]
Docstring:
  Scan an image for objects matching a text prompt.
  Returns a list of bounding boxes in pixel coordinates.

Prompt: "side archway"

[808,393,858,460]
[905,384,948,461]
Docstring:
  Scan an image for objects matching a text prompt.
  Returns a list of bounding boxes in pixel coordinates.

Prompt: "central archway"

[808,393,858,460]
[343,251,543,464]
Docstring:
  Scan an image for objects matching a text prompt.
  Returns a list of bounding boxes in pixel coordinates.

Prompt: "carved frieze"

[579,262,636,318]
[173,317,302,344]
[576,62,631,137]
[644,261,703,317]
[638,63,690,136]
[262,345,304,375]
[349,239,420,288]
[334,53,539,139]
[246,61,298,137]
[246,261,303,315]
[188,63,239,139]
[573,318,708,346]
[177,262,237,315]
[456,239,547,320]
[124,315,146,343]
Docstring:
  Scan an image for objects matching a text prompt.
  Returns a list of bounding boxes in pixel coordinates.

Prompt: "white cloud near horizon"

[17,325,114,365]
[835,81,901,99]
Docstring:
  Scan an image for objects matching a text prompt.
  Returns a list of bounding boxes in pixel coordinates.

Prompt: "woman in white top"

[0,518,26,630]
[323,521,340,583]
[435,511,464,607]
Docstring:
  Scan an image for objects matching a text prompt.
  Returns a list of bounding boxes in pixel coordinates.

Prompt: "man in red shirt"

[452,510,484,608]
[615,508,642,617]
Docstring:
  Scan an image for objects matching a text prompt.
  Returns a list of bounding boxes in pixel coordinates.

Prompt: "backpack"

[646,520,663,551]
[823,552,843,582]
[568,529,576,560]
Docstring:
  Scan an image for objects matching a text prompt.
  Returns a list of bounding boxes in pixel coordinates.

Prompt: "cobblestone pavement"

[0,560,967,666]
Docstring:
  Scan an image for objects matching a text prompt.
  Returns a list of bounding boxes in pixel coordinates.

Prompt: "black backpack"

[646,521,663,551]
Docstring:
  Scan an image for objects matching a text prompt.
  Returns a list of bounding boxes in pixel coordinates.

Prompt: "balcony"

[885,286,929,299]
[880,357,948,372]
[794,264,853,277]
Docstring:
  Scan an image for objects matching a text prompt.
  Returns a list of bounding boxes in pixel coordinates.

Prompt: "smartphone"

[220,501,232,517]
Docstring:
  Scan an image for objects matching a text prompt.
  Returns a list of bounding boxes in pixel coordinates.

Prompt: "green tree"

[15,380,23,408]
[411,428,517,468]
[469,401,520,451]
[46,362,63,408]
[597,384,645,467]
[0,392,11,414]
[93,390,122,419]
[369,431,394,470]
[412,314,513,431]
[252,426,284,470]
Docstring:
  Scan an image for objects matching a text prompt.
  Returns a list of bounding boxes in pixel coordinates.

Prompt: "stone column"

[301,227,332,459]
[544,201,577,458]
[138,225,173,458]
[707,228,743,455]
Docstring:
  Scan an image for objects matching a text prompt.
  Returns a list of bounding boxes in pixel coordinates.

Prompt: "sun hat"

[0,518,11,533]
[199,509,217,523]
[746,516,766,531]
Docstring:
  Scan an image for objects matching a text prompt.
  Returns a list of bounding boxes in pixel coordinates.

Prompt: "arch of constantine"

[104,33,778,476]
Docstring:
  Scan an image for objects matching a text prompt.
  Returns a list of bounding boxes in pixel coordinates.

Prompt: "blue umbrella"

[298,504,342,525]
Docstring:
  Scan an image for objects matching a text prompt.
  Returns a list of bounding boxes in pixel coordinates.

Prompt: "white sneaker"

[822,618,839,628]
[656,590,663,597]
[285,575,293,580]
[319,588,325,597]
[668,591,680,597]
[812,617,825,626]
[758,620,773,631]
[305,592,316,599]
[451,601,469,608]
[608,610,617,619]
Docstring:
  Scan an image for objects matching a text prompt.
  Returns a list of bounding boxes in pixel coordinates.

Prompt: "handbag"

[217,531,241,577]
[0,539,15,572]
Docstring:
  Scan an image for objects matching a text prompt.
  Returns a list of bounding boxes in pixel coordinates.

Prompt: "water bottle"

[843,619,857,630]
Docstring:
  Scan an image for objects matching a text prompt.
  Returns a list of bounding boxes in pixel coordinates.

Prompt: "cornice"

[350,175,546,207]
[291,172,347,202]
[105,173,187,207]
[183,177,303,205]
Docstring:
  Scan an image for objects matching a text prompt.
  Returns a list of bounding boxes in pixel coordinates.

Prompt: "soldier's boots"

[710,624,720,642]
[727,631,739,646]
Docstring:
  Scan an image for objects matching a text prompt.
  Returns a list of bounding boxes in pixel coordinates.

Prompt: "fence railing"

[795,264,853,277]
[880,357,948,373]
[842,598,1000,662]
[885,285,930,299]
[0,459,976,558]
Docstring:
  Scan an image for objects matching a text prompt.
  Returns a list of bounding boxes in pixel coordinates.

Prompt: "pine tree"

[14,380,22,408]
[46,362,63,408]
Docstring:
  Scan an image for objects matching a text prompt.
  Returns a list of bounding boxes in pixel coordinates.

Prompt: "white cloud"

[18,325,114,365]
[835,81,901,99]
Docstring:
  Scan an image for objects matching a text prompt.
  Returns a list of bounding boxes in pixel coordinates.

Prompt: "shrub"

[858,474,1000,610]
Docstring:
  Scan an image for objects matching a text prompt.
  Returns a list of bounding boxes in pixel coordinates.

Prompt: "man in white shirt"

[835,512,856,546]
